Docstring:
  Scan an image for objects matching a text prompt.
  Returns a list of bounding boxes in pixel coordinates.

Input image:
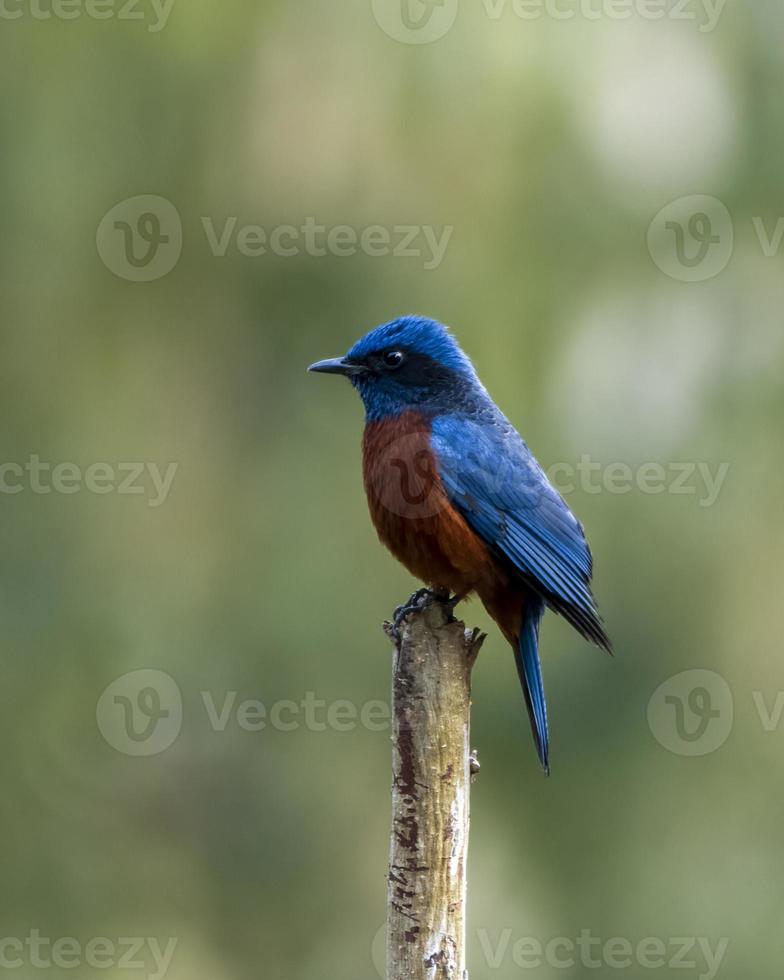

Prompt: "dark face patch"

[342,343,492,422]
[350,348,469,401]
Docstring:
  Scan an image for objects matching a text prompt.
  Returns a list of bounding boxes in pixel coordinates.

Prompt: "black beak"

[307,357,366,377]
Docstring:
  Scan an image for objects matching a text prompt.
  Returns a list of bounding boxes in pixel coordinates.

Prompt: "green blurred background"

[2,0,783,977]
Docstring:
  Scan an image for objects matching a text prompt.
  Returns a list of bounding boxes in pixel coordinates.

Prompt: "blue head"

[308,316,484,421]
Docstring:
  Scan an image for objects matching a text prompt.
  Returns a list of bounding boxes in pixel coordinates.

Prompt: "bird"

[309,315,610,773]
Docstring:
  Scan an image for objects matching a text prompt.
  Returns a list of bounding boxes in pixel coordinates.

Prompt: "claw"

[392,588,435,629]
[387,588,463,644]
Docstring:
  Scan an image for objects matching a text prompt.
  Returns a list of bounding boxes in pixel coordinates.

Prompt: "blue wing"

[431,412,610,651]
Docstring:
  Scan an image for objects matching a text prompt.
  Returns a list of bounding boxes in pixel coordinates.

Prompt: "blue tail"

[515,595,549,774]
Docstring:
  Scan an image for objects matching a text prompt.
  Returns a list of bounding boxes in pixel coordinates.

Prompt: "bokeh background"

[2,0,783,977]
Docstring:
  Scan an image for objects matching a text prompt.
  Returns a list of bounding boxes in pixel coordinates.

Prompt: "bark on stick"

[384,593,485,980]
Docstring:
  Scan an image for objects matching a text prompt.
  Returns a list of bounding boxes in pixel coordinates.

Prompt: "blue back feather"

[431,414,610,651]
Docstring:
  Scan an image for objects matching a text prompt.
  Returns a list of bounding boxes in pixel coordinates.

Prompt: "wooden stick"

[384,592,485,980]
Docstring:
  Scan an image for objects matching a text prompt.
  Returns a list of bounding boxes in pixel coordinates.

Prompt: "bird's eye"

[383,350,405,369]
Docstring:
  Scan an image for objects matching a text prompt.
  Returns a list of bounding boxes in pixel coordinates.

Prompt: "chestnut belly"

[362,411,501,597]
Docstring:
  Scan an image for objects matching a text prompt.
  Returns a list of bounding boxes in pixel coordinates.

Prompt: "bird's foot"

[392,588,437,629]
[443,592,464,615]
[385,588,452,643]
[469,749,481,782]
